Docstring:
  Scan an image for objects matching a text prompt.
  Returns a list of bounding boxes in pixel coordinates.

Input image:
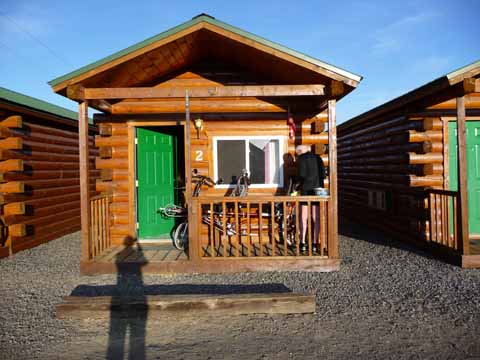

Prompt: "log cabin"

[49,14,362,274]
[0,87,98,258]
[338,60,480,268]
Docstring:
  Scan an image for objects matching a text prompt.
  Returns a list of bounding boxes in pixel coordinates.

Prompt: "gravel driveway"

[1,222,479,359]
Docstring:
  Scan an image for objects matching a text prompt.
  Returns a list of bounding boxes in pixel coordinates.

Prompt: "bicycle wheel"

[173,222,188,250]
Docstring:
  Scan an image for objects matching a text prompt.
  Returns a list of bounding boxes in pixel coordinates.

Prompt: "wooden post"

[189,198,199,261]
[456,96,469,255]
[185,91,196,259]
[327,100,338,258]
[79,101,91,261]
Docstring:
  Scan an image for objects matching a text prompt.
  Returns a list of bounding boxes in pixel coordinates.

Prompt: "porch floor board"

[469,240,480,255]
[92,241,327,265]
[92,243,187,264]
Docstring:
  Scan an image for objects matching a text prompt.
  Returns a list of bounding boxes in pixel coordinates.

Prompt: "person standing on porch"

[296,145,325,253]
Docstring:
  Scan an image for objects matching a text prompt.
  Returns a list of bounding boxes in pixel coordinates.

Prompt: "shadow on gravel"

[105,236,148,360]
[71,283,291,297]
[339,219,437,260]
[70,236,291,359]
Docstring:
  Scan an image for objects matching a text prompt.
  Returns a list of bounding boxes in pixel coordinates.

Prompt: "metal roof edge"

[338,59,480,132]
[0,86,79,121]
[49,14,362,88]
[446,59,480,81]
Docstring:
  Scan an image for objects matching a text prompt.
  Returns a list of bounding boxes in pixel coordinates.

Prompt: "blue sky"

[0,0,479,123]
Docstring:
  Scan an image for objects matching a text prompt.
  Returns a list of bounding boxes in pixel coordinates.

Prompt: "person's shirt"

[297,152,325,195]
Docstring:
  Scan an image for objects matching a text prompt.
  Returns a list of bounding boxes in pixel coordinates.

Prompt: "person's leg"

[312,204,320,251]
[299,204,308,250]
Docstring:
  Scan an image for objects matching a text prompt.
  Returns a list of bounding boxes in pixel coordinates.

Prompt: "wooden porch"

[82,194,339,275]
[408,188,480,268]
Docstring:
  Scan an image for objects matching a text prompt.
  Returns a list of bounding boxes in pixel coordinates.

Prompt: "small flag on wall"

[288,113,296,139]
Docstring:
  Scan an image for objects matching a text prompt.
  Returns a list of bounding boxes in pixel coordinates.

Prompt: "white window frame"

[213,135,285,189]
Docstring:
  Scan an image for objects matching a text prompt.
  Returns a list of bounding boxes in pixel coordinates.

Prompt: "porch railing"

[89,194,112,259]
[427,189,458,250]
[192,195,330,259]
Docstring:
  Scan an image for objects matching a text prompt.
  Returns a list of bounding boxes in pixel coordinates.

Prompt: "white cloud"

[412,55,451,75]
[371,12,440,54]
[0,8,52,41]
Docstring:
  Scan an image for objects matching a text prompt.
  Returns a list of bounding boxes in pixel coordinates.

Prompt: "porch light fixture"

[194,118,203,138]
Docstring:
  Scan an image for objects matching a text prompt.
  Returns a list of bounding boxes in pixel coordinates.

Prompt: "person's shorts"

[300,190,320,206]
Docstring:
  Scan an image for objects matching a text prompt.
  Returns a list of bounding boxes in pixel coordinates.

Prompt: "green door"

[448,121,480,234]
[137,128,176,239]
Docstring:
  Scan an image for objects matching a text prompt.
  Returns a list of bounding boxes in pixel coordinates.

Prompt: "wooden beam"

[0,181,24,193]
[0,159,23,172]
[456,96,469,255]
[427,94,480,110]
[4,202,25,216]
[56,292,316,318]
[1,115,22,128]
[475,78,480,93]
[185,91,195,259]
[0,137,22,150]
[111,99,290,114]
[67,84,85,101]
[90,100,112,113]
[327,99,338,258]
[79,101,91,261]
[82,85,325,100]
[9,224,26,237]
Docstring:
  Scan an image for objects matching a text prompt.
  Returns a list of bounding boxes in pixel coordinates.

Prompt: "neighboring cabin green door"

[449,121,480,234]
[137,128,176,239]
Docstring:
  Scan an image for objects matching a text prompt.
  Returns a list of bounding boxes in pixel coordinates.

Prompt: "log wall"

[0,112,98,257]
[95,67,331,245]
[96,115,330,245]
[337,115,447,242]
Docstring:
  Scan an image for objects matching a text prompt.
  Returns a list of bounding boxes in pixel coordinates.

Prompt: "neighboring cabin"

[337,60,480,268]
[0,87,98,258]
[49,14,362,274]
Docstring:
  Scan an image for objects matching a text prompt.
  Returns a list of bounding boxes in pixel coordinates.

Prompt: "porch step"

[56,292,315,319]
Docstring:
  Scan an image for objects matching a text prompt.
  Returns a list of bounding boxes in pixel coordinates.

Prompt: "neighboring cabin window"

[213,136,284,187]
[368,190,386,210]
[368,190,392,211]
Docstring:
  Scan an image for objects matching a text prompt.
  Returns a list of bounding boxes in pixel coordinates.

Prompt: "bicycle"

[159,171,215,250]
[275,178,298,248]
[231,169,250,197]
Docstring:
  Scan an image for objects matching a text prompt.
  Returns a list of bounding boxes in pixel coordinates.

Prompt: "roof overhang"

[339,60,480,132]
[49,14,362,98]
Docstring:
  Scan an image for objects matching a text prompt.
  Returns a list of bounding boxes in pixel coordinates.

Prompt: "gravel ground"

[1,223,479,359]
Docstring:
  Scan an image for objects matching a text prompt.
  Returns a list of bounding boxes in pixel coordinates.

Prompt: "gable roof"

[0,86,78,121]
[49,14,362,90]
[339,59,480,132]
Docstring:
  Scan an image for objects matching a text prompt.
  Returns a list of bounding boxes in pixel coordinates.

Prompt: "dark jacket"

[297,152,325,195]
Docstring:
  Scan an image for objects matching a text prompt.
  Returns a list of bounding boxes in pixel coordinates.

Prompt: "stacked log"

[337,115,446,242]
[288,112,330,189]
[95,123,129,244]
[0,114,98,257]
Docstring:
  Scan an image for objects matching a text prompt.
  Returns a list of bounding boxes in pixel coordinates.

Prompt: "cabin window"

[213,136,284,188]
[368,190,392,211]
[368,190,386,210]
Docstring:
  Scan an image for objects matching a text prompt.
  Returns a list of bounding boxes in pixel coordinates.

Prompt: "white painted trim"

[212,135,285,188]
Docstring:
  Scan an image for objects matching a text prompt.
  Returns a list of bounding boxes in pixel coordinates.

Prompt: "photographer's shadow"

[70,237,292,359]
[106,236,148,360]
